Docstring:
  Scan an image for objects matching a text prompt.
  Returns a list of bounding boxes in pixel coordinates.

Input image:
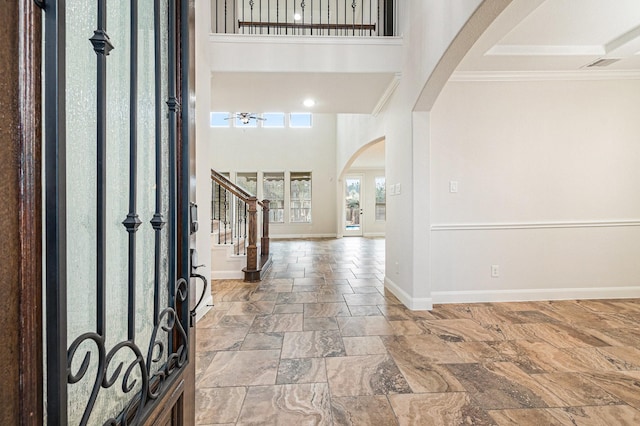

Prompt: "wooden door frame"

[0,0,196,423]
[0,1,43,424]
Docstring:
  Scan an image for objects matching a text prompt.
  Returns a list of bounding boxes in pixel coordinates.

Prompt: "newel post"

[245,196,258,275]
[261,199,270,256]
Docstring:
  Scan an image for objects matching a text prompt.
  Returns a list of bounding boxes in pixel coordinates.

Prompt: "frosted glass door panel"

[63,1,174,424]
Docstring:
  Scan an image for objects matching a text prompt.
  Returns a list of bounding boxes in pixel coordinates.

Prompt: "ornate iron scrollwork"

[67,279,189,425]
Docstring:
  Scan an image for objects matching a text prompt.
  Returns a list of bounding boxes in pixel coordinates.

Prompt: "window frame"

[289,172,312,223]
[289,112,313,128]
[374,176,386,222]
[263,172,285,223]
[210,111,230,127]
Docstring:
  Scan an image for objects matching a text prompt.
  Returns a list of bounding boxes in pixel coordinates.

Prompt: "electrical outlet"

[395,261,400,274]
[491,265,499,278]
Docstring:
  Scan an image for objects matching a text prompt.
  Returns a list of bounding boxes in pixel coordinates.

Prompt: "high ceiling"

[210,72,396,114]
[456,0,640,74]
[210,1,640,115]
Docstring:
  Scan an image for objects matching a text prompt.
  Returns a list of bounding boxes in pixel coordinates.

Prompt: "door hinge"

[34,0,45,9]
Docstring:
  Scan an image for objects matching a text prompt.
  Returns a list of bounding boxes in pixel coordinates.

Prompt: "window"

[235,113,258,127]
[290,172,312,223]
[289,112,312,128]
[263,172,284,223]
[262,112,285,128]
[236,172,257,196]
[210,112,230,127]
[375,176,386,221]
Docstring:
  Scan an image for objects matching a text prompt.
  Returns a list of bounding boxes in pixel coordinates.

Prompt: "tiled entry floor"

[196,238,640,425]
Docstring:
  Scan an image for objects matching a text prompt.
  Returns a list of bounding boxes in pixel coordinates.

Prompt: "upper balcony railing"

[212,0,396,37]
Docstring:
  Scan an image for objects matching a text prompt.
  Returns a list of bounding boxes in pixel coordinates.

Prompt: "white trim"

[384,277,433,311]
[209,33,403,47]
[271,233,337,239]
[431,219,640,232]
[363,232,385,238]
[432,286,640,305]
[450,70,640,82]
[211,270,244,280]
[372,73,402,116]
[195,294,213,323]
[486,44,604,56]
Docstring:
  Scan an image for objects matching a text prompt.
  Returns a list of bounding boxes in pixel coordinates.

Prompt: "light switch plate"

[449,181,458,193]
[396,183,401,194]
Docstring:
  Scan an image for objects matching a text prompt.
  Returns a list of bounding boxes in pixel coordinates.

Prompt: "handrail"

[211,169,271,281]
[211,169,269,209]
[211,169,252,201]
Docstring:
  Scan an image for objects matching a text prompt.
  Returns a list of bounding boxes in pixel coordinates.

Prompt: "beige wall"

[429,78,640,301]
[209,114,338,237]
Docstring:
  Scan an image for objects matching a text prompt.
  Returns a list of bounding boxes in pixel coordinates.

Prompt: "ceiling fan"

[225,112,266,124]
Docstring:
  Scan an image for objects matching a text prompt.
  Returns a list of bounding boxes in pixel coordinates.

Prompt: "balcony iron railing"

[212,0,395,36]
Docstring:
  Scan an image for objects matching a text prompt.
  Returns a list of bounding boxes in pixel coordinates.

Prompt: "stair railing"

[211,169,271,281]
[212,0,396,37]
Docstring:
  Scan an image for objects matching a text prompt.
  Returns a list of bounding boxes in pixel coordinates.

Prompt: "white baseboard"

[211,270,244,280]
[384,276,433,311]
[195,293,214,323]
[271,233,337,239]
[363,232,385,238]
[432,286,640,305]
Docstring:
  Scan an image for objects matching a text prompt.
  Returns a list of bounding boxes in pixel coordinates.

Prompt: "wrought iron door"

[44,0,194,424]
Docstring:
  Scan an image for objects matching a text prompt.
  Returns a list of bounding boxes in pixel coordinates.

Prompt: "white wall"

[206,35,402,73]
[209,114,338,237]
[377,0,485,309]
[336,114,386,174]
[194,0,214,320]
[429,79,640,302]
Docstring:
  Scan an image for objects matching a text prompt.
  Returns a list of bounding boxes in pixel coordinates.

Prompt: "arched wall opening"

[336,137,386,238]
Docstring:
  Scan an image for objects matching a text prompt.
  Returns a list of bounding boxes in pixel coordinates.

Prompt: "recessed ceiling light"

[303,98,315,107]
[294,13,301,21]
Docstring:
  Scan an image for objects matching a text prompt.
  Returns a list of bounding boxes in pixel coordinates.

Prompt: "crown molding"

[372,73,401,116]
[486,44,604,56]
[450,70,640,82]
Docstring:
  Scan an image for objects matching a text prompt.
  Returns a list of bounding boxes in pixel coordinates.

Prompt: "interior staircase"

[210,169,272,282]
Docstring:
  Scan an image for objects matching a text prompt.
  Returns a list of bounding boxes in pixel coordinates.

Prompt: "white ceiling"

[210,72,396,113]
[457,0,640,74]
[209,1,640,115]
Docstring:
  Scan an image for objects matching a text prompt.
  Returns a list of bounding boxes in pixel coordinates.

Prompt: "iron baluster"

[244,203,248,255]
[89,0,112,341]
[249,0,254,34]
[151,0,166,327]
[44,0,68,420]
[122,0,142,342]
[351,0,356,36]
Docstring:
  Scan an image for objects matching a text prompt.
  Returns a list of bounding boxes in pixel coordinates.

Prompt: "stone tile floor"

[195,238,640,425]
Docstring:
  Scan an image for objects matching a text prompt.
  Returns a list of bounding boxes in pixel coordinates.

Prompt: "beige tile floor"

[195,238,640,425]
